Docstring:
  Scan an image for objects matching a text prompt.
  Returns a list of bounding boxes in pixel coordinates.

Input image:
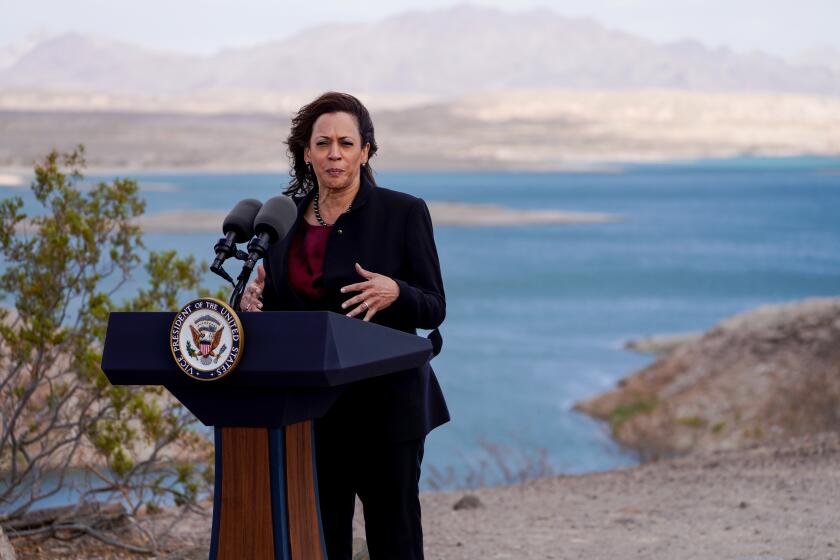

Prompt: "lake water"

[5,156,840,490]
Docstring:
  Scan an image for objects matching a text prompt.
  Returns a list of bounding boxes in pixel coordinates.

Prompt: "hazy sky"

[4,0,838,58]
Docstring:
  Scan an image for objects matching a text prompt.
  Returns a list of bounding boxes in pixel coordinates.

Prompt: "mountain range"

[2,5,840,98]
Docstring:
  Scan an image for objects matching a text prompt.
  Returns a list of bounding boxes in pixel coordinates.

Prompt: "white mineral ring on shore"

[130,203,620,233]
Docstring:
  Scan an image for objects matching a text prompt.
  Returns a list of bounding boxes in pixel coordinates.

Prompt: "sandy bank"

[11,204,614,236]
[133,204,618,232]
[428,202,616,226]
[0,173,25,187]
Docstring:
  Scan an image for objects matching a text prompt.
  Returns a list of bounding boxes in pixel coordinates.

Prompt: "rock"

[624,332,703,355]
[576,297,840,459]
[453,494,483,510]
[0,526,15,560]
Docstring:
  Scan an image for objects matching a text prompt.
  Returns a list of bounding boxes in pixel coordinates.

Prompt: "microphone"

[211,199,262,284]
[245,196,298,269]
[229,195,298,311]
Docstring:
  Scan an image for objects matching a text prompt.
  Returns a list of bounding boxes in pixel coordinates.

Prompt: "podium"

[101,311,433,560]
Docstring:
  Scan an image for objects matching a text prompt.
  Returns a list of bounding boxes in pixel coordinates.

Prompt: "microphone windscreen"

[254,196,298,243]
[222,199,262,243]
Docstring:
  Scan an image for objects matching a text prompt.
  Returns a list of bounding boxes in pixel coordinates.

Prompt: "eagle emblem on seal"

[170,298,243,381]
[186,314,228,366]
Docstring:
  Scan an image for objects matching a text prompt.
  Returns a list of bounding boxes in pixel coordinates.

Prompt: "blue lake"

[4,156,840,490]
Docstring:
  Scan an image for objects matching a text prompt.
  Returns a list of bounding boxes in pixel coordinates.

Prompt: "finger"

[355,262,376,280]
[345,298,374,318]
[346,303,363,318]
[250,267,266,291]
[340,281,371,294]
[242,297,261,312]
[362,305,378,322]
[341,290,375,310]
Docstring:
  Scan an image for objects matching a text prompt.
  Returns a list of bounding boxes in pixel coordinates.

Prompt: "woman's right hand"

[241,264,265,312]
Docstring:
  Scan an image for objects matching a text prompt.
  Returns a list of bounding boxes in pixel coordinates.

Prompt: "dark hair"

[284,92,378,197]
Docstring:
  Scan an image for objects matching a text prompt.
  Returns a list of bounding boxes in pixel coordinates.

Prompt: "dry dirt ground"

[13,432,839,559]
[412,435,840,560]
[394,431,840,560]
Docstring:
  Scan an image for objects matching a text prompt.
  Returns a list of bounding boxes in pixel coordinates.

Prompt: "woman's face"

[305,111,370,192]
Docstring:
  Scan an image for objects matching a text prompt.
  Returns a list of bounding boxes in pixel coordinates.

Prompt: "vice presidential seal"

[170,298,243,381]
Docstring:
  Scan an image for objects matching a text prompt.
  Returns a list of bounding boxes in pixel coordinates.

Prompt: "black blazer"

[261,173,450,442]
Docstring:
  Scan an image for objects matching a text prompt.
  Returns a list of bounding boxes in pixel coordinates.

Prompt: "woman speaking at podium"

[240,91,449,560]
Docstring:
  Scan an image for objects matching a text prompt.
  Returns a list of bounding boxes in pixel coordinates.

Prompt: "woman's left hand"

[341,262,400,321]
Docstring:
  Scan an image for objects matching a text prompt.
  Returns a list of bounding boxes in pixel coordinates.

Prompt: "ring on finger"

[362,301,369,311]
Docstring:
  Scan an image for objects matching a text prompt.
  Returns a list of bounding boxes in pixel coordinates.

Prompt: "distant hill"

[3,5,840,97]
[3,90,839,170]
[793,45,840,75]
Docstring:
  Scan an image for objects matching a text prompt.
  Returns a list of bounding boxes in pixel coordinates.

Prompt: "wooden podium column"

[216,427,275,559]
[285,421,326,560]
[210,422,326,560]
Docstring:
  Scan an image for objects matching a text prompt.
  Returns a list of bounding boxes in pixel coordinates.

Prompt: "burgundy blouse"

[287,221,332,302]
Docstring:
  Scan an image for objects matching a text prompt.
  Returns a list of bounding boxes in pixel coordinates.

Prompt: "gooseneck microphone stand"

[210,198,263,309]
[210,237,252,312]
[228,235,272,313]
[211,235,247,287]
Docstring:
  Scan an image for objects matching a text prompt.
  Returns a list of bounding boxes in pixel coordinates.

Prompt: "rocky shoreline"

[576,296,840,459]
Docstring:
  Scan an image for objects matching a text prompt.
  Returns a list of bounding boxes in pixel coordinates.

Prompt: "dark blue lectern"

[101,311,433,560]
